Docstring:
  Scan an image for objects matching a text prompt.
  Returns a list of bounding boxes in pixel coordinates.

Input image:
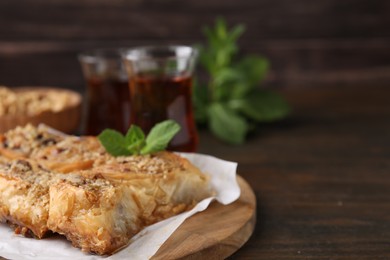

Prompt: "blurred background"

[0,0,389,91]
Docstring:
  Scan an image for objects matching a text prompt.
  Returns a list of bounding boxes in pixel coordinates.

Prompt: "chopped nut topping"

[1,124,186,177]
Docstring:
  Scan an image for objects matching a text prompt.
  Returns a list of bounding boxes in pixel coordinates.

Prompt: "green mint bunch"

[193,18,290,144]
[98,120,180,156]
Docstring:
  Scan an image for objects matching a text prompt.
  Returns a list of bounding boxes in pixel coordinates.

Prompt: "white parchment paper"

[0,153,240,260]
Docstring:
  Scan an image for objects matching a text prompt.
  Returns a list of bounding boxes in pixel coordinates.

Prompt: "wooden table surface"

[197,86,390,259]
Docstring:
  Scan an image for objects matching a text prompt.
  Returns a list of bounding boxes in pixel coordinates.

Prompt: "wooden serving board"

[152,175,256,259]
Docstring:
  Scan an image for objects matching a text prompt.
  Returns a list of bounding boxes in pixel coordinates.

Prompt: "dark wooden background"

[0,0,389,91]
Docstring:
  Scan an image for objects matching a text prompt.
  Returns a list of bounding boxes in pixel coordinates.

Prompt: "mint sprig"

[194,18,290,144]
[98,120,181,156]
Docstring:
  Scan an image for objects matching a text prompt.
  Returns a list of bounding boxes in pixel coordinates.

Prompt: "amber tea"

[129,75,197,152]
[79,49,130,136]
[85,77,130,135]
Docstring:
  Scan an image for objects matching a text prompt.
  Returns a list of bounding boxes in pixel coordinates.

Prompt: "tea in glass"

[79,49,131,135]
[122,46,198,152]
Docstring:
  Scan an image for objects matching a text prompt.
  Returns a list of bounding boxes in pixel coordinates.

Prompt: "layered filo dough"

[0,125,213,255]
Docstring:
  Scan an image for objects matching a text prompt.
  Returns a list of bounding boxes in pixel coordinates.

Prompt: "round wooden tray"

[152,175,256,259]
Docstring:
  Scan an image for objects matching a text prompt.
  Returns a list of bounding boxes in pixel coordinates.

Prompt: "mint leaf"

[141,120,181,155]
[125,125,145,154]
[208,102,248,144]
[227,24,245,43]
[235,56,269,87]
[213,68,246,100]
[99,120,181,156]
[98,129,131,156]
[229,81,252,100]
[229,90,290,122]
[193,80,209,124]
[215,17,228,40]
[201,18,242,76]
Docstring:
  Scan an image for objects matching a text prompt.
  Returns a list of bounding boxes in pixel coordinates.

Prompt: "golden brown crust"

[46,151,211,254]
[0,159,52,238]
[0,124,64,159]
[0,147,26,160]
[0,124,213,255]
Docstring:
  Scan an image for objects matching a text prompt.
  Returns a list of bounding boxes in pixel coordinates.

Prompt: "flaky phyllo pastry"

[0,125,212,255]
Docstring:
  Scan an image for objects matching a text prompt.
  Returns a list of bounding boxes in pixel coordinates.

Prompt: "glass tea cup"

[122,46,198,152]
[78,49,131,135]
